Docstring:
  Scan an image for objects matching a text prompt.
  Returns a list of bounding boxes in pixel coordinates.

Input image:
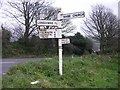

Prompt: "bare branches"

[6,9,25,25]
[0,0,3,9]
[62,25,76,34]
[8,1,23,13]
[6,0,54,41]
[61,19,76,35]
[83,4,118,52]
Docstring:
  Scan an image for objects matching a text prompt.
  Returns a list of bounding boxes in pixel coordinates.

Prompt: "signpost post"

[58,38,62,76]
[57,11,85,76]
[37,8,85,76]
[57,10,63,76]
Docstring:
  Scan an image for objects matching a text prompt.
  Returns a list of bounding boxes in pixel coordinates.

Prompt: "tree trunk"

[100,34,105,53]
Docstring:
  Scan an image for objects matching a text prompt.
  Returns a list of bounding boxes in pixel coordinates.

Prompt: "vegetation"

[83,4,119,53]
[2,3,119,58]
[2,54,118,88]
[2,28,93,58]
[1,2,119,89]
[6,0,56,44]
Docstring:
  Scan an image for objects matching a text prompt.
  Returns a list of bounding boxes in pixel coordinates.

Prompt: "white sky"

[0,0,119,36]
[53,0,118,15]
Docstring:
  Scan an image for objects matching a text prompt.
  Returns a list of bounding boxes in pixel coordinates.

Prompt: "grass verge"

[2,54,118,88]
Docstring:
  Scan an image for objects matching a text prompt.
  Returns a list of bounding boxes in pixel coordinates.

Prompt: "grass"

[2,54,118,88]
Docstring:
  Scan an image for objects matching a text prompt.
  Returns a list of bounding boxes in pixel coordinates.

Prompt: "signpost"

[59,11,85,20]
[37,9,85,76]
[38,29,62,39]
[61,38,70,44]
[37,20,61,27]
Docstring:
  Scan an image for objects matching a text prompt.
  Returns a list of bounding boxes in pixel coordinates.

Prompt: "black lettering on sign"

[54,22,57,25]
[48,22,53,24]
[63,15,71,18]
[39,21,53,25]
[73,13,81,17]
[72,12,84,17]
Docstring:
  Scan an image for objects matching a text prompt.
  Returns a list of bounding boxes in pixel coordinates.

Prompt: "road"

[0,58,50,75]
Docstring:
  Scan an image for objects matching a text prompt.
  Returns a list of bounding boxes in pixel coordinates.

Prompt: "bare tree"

[0,0,3,8]
[1,24,12,42]
[12,25,24,40]
[83,4,118,52]
[5,0,75,44]
[5,0,55,43]
[61,19,76,35]
[118,19,120,52]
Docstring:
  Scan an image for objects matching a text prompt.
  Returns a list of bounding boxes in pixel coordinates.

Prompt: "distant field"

[2,54,118,88]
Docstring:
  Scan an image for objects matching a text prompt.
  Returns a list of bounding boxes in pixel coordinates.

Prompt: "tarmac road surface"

[0,58,51,75]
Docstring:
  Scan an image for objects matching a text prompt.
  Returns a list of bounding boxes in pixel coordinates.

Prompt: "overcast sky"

[53,0,118,15]
[0,0,119,36]
[51,0,119,36]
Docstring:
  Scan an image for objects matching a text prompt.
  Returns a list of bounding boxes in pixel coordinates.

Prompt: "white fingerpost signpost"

[57,9,85,76]
[57,8,63,76]
[37,8,85,76]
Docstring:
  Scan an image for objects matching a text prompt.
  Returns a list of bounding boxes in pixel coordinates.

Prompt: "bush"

[63,32,93,56]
